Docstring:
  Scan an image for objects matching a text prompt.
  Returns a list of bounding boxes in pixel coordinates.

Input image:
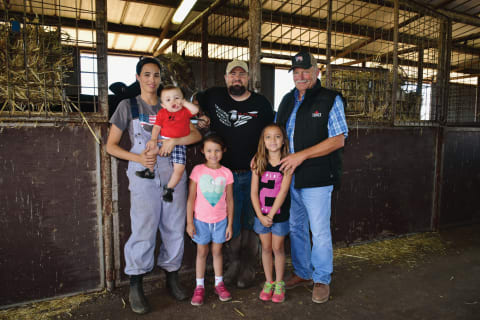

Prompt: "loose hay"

[0,22,76,114]
[334,232,446,268]
[331,67,422,121]
[0,22,101,143]
[0,291,105,320]
[1,233,446,319]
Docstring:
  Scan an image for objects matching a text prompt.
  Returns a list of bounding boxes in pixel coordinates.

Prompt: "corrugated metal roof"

[1,0,479,82]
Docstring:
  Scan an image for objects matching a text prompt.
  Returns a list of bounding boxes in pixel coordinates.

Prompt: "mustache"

[295,80,310,84]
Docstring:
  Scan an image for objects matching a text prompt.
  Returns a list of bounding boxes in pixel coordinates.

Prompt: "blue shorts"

[253,217,290,237]
[193,217,227,245]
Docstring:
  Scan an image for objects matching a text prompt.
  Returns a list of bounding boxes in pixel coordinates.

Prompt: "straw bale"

[332,67,421,121]
[0,23,76,114]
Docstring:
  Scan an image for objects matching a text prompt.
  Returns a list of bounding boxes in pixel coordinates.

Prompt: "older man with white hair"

[276,51,348,303]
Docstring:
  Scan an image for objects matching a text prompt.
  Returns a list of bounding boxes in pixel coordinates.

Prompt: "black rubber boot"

[129,274,150,314]
[135,168,155,179]
[165,270,188,301]
[237,230,259,289]
[224,234,242,286]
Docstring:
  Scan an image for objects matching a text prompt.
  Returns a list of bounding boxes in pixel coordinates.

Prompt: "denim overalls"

[124,97,187,275]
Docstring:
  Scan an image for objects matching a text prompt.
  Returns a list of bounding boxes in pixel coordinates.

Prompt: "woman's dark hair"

[202,133,226,150]
[136,56,161,75]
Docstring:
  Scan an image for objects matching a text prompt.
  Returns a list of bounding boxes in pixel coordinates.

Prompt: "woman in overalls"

[106,57,202,314]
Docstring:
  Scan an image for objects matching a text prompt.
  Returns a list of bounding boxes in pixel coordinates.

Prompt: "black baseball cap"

[289,51,317,72]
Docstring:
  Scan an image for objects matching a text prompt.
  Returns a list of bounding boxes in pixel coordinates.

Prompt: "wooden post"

[249,0,262,93]
[416,45,424,96]
[475,77,479,122]
[391,0,399,124]
[325,0,333,88]
[437,19,452,123]
[95,0,114,291]
[431,18,451,232]
[201,14,209,90]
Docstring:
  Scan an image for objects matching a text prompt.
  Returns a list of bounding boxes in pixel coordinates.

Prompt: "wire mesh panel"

[448,24,480,124]
[393,4,441,125]
[259,0,450,125]
[329,0,400,124]
[143,0,478,127]
[181,0,250,61]
[0,0,100,117]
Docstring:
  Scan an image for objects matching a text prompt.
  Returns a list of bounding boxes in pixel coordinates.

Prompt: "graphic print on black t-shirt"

[260,170,283,214]
[197,87,274,170]
[215,104,258,127]
[258,163,290,223]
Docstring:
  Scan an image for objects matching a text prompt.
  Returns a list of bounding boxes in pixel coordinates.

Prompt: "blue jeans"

[232,171,255,238]
[289,176,333,284]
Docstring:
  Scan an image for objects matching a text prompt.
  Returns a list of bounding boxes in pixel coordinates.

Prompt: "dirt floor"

[2,224,479,320]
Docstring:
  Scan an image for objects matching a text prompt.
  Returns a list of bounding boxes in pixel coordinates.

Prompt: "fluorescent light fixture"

[172,0,198,24]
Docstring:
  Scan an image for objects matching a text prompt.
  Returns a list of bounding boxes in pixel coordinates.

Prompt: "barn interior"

[0,0,479,308]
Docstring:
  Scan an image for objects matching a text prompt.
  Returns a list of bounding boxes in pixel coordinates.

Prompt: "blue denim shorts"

[253,217,290,237]
[193,217,227,245]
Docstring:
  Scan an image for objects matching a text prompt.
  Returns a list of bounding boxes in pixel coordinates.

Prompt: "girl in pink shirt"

[186,134,234,306]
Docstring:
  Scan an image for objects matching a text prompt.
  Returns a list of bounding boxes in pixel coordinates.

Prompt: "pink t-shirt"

[190,164,234,223]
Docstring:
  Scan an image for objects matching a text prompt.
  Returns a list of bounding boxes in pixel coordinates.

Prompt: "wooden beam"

[153,0,227,56]
[151,9,175,53]
[249,0,262,93]
[2,5,479,57]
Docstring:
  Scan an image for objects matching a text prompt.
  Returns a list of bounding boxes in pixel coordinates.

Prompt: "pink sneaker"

[191,286,205,306]
[272,281,285,303]
[214,282,232,302]
[259,281,275,301]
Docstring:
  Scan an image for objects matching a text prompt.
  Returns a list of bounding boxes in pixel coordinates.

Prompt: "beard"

[228,85,246,96]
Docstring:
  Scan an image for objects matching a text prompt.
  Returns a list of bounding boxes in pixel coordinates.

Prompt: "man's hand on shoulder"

[279,152,306,173]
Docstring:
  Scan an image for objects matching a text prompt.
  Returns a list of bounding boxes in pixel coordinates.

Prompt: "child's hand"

[179,98,186,107]
[146,139,157,151]
[259,215,273,227]
[267,212,276,221]
[186,223,196,239]
[225,225,233,241]
[158,138,175,156]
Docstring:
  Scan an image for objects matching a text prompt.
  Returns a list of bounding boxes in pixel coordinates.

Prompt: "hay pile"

[334,232,446,269]
[0,291,104,320]
[0,22,76,114]
[332,68,422,122]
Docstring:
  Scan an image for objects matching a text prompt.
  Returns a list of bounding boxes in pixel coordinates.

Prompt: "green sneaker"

[272,281,285,303]
[259,281,275,301]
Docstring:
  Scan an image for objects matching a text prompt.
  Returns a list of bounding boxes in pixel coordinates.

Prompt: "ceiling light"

[172,0,198,24]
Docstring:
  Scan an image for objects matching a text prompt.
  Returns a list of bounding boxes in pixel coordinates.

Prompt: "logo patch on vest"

[312,110,322,118]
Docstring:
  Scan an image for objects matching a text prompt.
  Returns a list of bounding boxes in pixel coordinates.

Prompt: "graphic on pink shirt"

[198,174,227,207]
[259,171,283,214]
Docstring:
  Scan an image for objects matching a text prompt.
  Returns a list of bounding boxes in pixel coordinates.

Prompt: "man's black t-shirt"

[197,87,274,170]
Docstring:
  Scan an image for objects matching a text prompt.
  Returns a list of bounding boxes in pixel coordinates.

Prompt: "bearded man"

[196,60,274,288]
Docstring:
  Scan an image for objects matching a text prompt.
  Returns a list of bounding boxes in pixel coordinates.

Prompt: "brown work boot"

[285,273,313,289]
[312,283,330,303]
